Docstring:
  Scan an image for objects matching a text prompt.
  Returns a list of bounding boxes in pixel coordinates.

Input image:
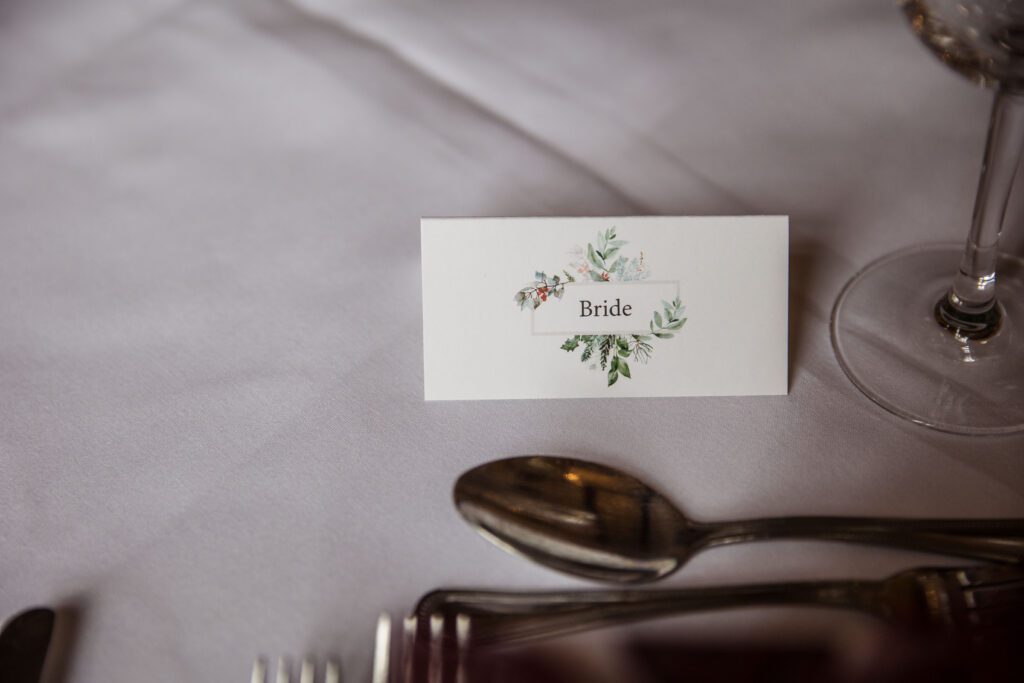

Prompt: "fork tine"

[956,565,1024,617]
[455,614,471,683]
[255,656,339,683]
[954,565,1024,588]
[372,613,391,683]
[299,659,314,683]
[938,565,1024,637]
[401,616,416,683]
[251,658,267,683]
[325,660,340,683]
[427,614,443,683]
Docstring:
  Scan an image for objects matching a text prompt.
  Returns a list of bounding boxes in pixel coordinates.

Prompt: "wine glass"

[831,0,1024,434]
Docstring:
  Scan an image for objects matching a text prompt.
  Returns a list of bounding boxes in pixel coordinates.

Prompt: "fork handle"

[419,580,886,648]
[693,517,1024,563]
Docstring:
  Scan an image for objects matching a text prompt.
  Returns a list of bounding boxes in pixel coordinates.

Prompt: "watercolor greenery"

[514,228,687,386]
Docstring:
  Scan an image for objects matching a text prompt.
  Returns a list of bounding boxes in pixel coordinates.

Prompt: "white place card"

[421,216,788,400]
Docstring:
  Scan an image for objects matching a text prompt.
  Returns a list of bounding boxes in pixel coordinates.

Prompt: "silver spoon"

[453,456,1024,583]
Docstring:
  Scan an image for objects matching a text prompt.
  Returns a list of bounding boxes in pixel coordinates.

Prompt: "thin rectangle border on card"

[530,280,681,337]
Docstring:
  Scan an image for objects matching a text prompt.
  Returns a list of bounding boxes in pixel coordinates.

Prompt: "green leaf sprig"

[585,228,628,282]
[513,270,577,310]
[650,298,686,339]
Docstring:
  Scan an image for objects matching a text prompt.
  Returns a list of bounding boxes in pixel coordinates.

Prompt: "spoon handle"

[416,580,885,647]
[693,517,1024,563]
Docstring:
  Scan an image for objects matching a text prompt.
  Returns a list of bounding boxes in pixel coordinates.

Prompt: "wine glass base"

[831,244,1024,435]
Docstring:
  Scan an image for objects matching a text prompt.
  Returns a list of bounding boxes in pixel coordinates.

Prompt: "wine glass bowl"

[902,0,1024,88]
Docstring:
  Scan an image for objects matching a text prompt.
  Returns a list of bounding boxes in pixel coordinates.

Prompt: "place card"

[421,216,788,400]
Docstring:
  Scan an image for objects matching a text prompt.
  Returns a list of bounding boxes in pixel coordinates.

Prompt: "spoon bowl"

[454,456,1024,584]
[455,456,699,582]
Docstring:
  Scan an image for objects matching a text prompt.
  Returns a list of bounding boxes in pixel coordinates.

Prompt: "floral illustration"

[514,228,687,386]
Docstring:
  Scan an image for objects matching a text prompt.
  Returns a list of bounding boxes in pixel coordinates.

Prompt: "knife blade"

[0,607,55,683]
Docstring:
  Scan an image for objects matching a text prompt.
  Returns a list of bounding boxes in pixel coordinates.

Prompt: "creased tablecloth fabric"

[2,0,1023,680]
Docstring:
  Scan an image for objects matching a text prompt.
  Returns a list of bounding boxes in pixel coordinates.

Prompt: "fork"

[250,656,340,683]
[400,612,473,683]
[413,564,1024,651]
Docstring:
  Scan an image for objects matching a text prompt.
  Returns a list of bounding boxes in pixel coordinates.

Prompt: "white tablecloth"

[2,0,1023,680]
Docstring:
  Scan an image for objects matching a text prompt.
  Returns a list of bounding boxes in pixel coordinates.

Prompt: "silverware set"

[412,564,1024,647]
[381,456,1024,682]
[250,455,1024,682]
[382,563,1024,683]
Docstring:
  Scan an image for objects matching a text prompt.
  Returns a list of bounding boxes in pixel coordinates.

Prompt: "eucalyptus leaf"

[618,360,631,378]
[654,311,663,327]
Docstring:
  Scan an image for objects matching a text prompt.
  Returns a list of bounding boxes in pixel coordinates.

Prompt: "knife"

[0,607,55,683]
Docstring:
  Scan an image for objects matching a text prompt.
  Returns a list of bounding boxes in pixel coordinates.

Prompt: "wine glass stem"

[937,88,1024,339]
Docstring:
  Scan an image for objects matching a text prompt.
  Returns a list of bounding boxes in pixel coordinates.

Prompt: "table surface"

[3,0,1023,680]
